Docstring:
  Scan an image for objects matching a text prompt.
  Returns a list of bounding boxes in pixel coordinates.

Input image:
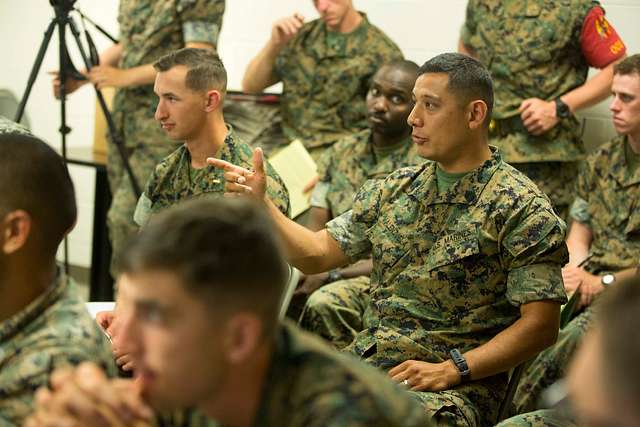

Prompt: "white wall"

[1,0,639,267]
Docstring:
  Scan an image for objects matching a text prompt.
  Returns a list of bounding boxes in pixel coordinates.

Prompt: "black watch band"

[449,349,472,383]
[555,98,571,119]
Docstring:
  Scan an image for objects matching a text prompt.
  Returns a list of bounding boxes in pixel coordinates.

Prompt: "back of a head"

[118,198,288,336]
[0,133,76,257]
[419,52,494,125]
[613,53,640,78]
[597,275,640,415]
[153,47,228,95]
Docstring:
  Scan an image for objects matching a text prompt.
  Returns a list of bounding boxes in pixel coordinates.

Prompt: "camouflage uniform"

[461,0,606,219]
[495,409,575,427]
[251,321,430,427]
[108,0,225,276]
[513,135,640,415]
[0,271,115,426]
[325,148,568,426]
[0,116,31,136]
[273,14,403,159]
[301,130,422,349]
[134,126,290,227]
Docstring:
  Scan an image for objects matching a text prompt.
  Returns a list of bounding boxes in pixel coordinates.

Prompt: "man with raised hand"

[210,53,568,426]
[242,0,402,159]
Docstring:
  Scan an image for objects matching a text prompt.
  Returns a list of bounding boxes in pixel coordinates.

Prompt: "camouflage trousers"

[511,162,578,222]
[495,409,576,427]
[299,276,370,349]
[513,308,593,415]
[106,142,179,278]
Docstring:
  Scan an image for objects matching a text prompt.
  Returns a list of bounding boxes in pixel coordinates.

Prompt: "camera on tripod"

[49,0,77,11]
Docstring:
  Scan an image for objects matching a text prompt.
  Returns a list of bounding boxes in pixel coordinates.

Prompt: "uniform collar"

[0,268,67,343]
[609,135,640,188]
[408,146,502,206]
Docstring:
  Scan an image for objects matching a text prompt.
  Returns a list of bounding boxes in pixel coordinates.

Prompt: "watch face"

[602,274,615,285]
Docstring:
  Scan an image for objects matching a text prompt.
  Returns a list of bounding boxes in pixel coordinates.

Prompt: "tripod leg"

[14,20,57,124]
[68,18,142,199]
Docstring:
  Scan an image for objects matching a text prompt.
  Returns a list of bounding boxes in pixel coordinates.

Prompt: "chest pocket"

[624,195,640,238]
[425,228,481,273]
[481,1,574,74]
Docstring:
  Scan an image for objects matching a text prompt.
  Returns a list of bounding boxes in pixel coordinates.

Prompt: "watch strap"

[449,348,471,383]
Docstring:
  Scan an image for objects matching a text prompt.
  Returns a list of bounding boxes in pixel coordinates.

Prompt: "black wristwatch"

[325,269,343,284]
[555,98,571,119]
[449,349,472,383]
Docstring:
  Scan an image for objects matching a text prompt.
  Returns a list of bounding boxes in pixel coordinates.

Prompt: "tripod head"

[49,0,77,13]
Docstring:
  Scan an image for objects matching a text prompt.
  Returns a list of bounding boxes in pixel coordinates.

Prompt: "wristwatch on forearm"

[601,274,616,286]
[449,349,472,384]
[325,269,343,284]
[555,98,571,119]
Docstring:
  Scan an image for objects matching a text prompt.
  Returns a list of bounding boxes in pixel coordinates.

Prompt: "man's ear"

[467,100,488,130]
[204,90,223,112]
[222,313,263,364]
[1,210,31,255]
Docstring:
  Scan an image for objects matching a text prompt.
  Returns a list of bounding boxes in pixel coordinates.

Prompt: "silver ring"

[403,379,409,386]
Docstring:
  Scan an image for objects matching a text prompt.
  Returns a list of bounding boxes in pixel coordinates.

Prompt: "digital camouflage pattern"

[461,0,598,163]
[107,0,225,276]
[300,275,370,350]
[495,409,576,427]
[0,271,115,426]
[312,129,423,217]
[273,14,403,154]
[325,149,568,426]
[0,116,31,136]
[253,322,430,427]
[134,126,290,227]
[572,135,640,274]
[302,129,421,349]
[511,161,578,221]
[513,135,640,414]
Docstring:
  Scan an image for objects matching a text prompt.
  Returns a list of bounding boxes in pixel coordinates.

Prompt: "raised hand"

[207,147,268,200]
[271,13,305,48]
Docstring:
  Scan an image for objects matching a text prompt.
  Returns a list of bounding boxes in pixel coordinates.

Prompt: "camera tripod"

[14,0,141,274]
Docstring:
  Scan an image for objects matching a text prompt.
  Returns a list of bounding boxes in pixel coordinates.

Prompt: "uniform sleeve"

[570,158,593,225]
[326,178,384,261]
[460,0,478,47]
[502,197,569,306]
[580,6,626,68]
[177,0,225,46]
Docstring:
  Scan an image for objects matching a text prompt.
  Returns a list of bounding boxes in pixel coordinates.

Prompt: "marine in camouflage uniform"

[512,134,640,415]
[249,321,430,427]
[0,271,115,426]
[273,14,403,159]
[301,128,422,349]
[325,148,568,426]
[108,0,225,276]
[460,0,626,219]
[133,125,290,227]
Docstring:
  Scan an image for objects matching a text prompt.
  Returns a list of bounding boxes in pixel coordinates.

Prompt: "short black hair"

[0,133,76,256]
[118,198,288,336]
[382,59,420,77]
[614,54,640,77]
[418,52,494,126]
[154,48,227,95]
